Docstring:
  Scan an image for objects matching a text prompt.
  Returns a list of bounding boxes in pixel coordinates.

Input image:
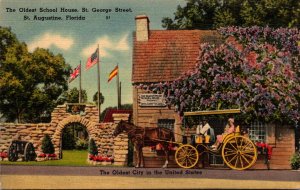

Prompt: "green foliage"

[92,91,105,106]
[62,127,76,150]
[57,87,88,104]
[162,0,300,29]
[75,138,88,150]
[290,153,300,170]
[62,124,88,150]
[88,138,98,155]
[0,27,71,123]
[41,134,55,154]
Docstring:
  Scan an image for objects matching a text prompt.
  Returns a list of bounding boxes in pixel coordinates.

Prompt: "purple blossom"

[136,26,300,123]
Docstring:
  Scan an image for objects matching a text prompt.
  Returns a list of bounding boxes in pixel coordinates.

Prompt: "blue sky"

[0,0,185,111]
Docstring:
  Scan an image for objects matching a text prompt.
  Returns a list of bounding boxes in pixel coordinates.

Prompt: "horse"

[113,120,175,168]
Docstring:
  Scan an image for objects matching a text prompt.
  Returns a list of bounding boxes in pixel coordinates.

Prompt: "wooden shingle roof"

[132,30,221,83]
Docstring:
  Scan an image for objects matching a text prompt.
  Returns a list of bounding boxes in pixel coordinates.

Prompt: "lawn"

[0,150,92,166]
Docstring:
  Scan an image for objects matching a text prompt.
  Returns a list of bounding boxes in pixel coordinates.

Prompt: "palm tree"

[93,91,104,106]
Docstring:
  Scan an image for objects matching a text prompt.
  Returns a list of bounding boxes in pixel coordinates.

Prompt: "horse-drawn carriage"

[113,109,262,170]
[175,109,257,170]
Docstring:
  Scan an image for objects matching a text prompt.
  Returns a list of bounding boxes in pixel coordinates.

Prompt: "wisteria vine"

[137,26,300,124]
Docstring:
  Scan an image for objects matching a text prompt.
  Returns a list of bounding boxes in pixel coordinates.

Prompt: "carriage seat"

[221,125,241,143]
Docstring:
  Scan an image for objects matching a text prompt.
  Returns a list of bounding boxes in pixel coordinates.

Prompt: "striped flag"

[69,64,80,83]
[108,65,118,82]
[86,48,99,70]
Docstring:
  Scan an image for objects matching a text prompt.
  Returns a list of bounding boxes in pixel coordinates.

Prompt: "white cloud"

[82,33,129,58]
[28,33,74,52]
[115,34,130,51]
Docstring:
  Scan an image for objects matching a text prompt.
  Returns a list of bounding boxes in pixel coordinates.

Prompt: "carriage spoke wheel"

[8,143,18,162]
[175,144,199,169]
[24,142,36,161]
[222,135,257,170]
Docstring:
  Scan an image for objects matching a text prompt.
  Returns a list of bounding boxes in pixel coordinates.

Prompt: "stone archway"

[52,115,99,158]
[0,104,129,166]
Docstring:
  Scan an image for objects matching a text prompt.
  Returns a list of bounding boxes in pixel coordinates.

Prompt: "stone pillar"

[113,134,128,166]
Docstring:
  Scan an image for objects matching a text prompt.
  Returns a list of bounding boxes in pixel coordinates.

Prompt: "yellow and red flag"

[108,65,118,82]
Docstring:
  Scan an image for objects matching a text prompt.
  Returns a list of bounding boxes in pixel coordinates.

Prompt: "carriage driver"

[196,119,210,136]
[195,119,215,143]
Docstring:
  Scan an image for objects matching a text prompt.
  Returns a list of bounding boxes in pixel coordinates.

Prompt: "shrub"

[88,138,98,155]
[62,128,75,150]
[290,153,300,170]
[41,134,55,154]
[75,138,88,150]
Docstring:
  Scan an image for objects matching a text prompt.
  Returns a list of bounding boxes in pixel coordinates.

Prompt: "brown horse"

[113,120,174,168]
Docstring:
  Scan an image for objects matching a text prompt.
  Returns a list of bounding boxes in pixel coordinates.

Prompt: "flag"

[86,48,99,70]
[108,65,118,82]
[69,64,80,83]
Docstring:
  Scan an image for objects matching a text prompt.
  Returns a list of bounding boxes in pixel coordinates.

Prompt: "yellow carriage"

[175,109,258,170]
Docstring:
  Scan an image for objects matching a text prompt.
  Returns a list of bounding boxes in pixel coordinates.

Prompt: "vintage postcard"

[0,0,299,189]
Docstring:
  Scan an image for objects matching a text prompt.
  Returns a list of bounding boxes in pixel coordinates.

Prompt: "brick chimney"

[135,15,149,41]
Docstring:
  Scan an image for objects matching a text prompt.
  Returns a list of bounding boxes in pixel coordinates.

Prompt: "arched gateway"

[53,115,97,158]
[0,103,129,166]
[49,104,100,158]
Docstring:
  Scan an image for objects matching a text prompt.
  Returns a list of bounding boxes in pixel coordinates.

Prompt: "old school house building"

[131,15,295,169]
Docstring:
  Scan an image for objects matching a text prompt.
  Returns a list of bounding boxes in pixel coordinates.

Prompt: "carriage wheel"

[175,144,199,169]
[24,142,36,161]
[8,142,18,162]
[222,135,257,170]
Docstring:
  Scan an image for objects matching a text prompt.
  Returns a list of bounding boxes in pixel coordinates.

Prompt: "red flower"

[94,156,103,162]
[0,152,8,158]
[38,153,46,158]
[89,154,95,160]
[256,142,272,159]
[48,154,56,157]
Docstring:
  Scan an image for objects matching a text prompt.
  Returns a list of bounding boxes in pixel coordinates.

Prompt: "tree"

[0,27,71,123]
[88,138,98,156]
[162,0,300,30]
[41,134,55,154]
[92,91,105,106]
[57,87,88,104]
[139,26,300,124]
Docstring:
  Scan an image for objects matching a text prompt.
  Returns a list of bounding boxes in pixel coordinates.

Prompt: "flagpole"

[79,61,82,103]
[119,81,122,109]
[117,63,120,109]
[97,45,101,122]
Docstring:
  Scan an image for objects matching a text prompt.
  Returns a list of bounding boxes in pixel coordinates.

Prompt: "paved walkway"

[1,175,300,189]
[1,166,300,189]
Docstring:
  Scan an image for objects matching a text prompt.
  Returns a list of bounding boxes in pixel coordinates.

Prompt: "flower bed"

[36,153,58,161]
[256,142,272,160]
[0,152,8,161]
[88,154,114,165]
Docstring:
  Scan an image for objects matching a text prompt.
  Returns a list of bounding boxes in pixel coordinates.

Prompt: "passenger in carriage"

[211,117,235,150]
[195,119,215,144]
[196,119,210,136]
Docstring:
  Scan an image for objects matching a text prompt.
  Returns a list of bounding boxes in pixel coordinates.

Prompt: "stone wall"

[0,104,129,166]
